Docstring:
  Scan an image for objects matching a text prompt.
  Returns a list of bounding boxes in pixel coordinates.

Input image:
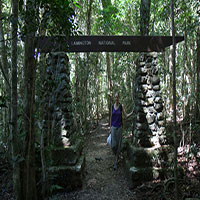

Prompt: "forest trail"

[63,118,137,200]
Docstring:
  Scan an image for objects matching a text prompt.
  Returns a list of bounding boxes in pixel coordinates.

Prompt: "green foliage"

[18,0,77,36]
[0,95,7,108]
[49,184,64,194]
[39,0,76,35]
[73,0,81,9]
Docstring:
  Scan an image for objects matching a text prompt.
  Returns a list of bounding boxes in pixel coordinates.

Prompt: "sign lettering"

[98,41,116,46]
[71,40,91,46]
[36,36,184,53]
[122,41,131,45]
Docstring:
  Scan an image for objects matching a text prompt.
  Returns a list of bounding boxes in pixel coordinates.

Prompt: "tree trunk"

[140,0,151,36]
[182,23,187,120]
[0,1,10,88]
[74,53,80,129]
[0,0,11,154]
[10,0,21,199]
[169,46,174,110]
[83,0,93,132]
[22,0,37,199]
[106,52,112,124]
[196,19,200,119]
[101,0,113,123]
[23,36,37,200]
[87,0,93,36]
[94,53,100,125]
[171,0,178,198]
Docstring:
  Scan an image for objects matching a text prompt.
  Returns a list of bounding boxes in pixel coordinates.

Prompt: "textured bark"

[106,52,112,126]
[171,0,178,198]
[86,0,93,36]
[182,26,188,119]
[74,53,80,129]
[11,0,21,199]
[140,0,151,36]
[83,0,93,132]
[0,1,10,88]
[22,1,37,199]
[23,36,37,200]
[196,22,200,119]
[0,1,11,154]
[101,0,113,124]
[95,53,100,125]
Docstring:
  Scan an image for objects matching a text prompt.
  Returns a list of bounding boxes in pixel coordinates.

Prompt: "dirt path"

[63,119,137,200]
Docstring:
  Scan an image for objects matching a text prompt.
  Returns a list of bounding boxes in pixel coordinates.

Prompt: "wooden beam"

[35,35,184,53]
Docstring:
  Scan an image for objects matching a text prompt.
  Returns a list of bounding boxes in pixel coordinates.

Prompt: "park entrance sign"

[39,35,184,189]
[36,35,184,53]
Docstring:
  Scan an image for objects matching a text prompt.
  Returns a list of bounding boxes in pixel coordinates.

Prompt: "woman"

[110,92,133,170]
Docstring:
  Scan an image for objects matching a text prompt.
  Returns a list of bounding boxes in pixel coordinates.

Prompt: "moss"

[51,139,84,166]
[49,155,85,193]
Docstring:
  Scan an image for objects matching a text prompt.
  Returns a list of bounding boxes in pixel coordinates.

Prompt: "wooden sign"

[36,35,184,53]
